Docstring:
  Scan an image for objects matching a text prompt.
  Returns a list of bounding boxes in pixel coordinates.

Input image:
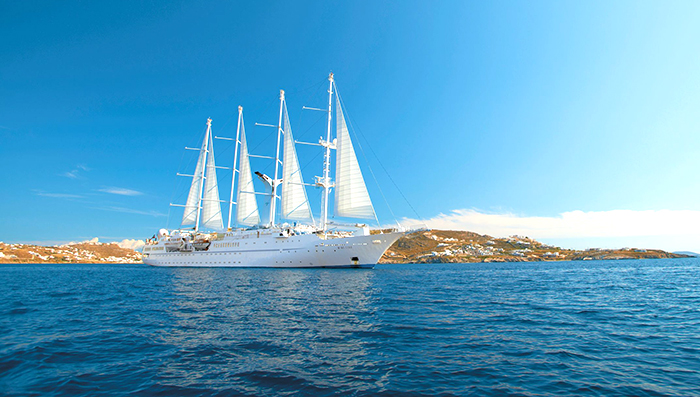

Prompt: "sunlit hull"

[143,230,402,268]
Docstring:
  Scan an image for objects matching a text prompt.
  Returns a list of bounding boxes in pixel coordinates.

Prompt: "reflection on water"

[1,259,700,396]
[159,268,377,390]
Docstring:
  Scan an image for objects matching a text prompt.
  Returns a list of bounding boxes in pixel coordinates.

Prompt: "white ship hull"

[143,230,403,268]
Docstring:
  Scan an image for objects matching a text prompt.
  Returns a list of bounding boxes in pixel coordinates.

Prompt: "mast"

[227,106,242,231]
[320,73,334,232]
[195,118,212,232]
[269,90,285,227]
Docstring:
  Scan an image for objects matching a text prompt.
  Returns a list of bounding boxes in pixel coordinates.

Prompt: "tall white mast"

[320,73,334,232]
[227,106,243,231]
[195,118,212,232]
[268,90,285,227]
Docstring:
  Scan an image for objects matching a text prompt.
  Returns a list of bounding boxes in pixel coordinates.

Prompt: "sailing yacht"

[142,74,405,268]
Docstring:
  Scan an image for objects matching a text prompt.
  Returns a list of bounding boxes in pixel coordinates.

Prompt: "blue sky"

[1,1,699,252]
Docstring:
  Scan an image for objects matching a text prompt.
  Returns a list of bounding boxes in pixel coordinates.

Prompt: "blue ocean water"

[1,259,699,396]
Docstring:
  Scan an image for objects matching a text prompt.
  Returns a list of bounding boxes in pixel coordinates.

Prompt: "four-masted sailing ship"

[142,74,404,268]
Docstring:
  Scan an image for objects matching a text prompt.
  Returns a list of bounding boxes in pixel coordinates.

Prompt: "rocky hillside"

[379,230,689,264]
[0,240,142,264]
[1,230,689,265]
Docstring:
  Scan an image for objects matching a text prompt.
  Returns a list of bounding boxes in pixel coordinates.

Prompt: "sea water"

[1,259,699,396]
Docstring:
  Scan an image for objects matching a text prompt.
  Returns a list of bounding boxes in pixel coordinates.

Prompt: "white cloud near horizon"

[62,237,144,251]
[117,239,145,251]
[99,187,143,196]
[32,237,144,251]
[401,209,700,252]
[63,237,100,245]
[15,237,145,250]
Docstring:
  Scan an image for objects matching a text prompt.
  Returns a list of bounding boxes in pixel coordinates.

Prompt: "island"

[0,240,142,264]
[0,230,691,264]
[379,230,691,263]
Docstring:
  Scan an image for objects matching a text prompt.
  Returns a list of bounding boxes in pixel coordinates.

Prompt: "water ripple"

[1,259,700,396]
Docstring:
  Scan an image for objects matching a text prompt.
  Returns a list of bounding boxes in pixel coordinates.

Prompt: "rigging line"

[256,113,310,177]
[306,78,328,95]
[293,82,329,142]
[168,123,208,229]
[249,123,279,154]
[250,80,327,177]
[296,110,326,142]
[217,139,236,153]
[216,112,237,136]
[286,76,327,96]
[337,88,424,227]
[245,95,280,155]
[216,139,236,184]
[294,79,327,136]
[300,150,322,173]
[248,91,285,154]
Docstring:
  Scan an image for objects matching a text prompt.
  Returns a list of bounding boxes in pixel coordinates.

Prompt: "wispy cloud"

[37,192,84,199]
[401,208,700,251]
[60,164,90,179]
[98,187,144,196]
[95,206,166,217]
[62,170,79,179]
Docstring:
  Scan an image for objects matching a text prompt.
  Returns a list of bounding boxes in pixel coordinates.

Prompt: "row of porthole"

[171,252,244,256]
[170,250,308,256]
[161,261,243,265]
[161,248,346,257]
[215,243,240,248]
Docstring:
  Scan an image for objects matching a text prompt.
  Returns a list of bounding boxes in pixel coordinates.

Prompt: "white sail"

[201,131,224,230]
[281,104,313,221]
[236,123,261,226]
[181,131,207,226]
[334,96,375,219]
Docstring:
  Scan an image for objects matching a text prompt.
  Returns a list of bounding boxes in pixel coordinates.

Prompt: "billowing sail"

[181,130,208,226]
[281,104,312,220]
[334,96,375,219]
[236,124,261,226]
[201,131,223,230]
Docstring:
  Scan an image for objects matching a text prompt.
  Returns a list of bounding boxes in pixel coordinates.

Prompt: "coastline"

[1,230,691,265]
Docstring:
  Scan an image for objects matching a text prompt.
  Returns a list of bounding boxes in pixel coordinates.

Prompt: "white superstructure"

[143,74,404,268]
